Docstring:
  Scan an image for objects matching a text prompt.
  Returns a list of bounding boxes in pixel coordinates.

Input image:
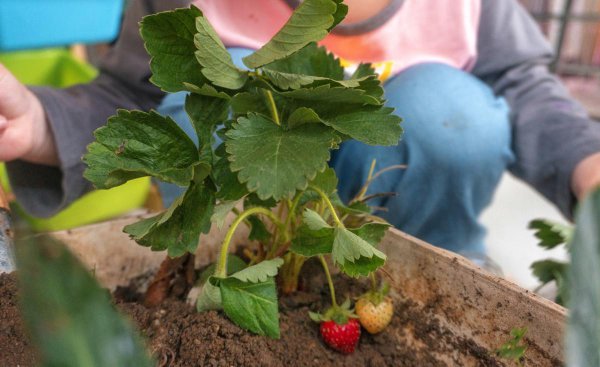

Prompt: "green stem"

[284,191,303,231]
[309,185,344,228]
[265,90,280,126]
[216,207,283,278]
[318,255,338,307]
[355,159,376,202]
[370,272,377,291]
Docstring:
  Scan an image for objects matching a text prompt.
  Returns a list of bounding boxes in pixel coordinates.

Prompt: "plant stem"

[216,207,283,278]
[264,90,280,126]
[284,191,303,231]
[309,185,344,228]
[355,159,377,202]
[318,255,338,307]
[352,164,406,204]
[370,272,377,290]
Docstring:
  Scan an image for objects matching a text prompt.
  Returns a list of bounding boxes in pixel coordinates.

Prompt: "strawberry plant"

[83,0,402,342]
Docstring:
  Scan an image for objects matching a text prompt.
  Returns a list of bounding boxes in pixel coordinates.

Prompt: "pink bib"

[193,0,481,76]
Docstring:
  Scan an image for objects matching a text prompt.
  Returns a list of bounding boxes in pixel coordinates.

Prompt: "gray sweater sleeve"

[6,0,187,217]
[473,0,600,218]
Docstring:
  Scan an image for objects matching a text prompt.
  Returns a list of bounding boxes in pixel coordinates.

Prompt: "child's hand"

[0,63,58,166]
[572,152,600,200]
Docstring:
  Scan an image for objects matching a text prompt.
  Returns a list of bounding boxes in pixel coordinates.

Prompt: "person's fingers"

[0,63,29,119]
[0,63,57,165]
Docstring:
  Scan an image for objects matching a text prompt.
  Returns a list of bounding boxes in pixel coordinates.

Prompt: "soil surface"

[1,261,506,367]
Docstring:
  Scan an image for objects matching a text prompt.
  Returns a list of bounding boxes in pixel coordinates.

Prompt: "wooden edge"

[0,186,9,211]
[381,227,566,365]
[385,227,567,316]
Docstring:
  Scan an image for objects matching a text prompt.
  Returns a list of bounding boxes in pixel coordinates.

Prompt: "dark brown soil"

[0,273,37,367]
[1,262,504,367]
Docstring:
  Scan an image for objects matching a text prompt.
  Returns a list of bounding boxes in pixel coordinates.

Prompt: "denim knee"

[332,63,515,253]
[384,63,515,183]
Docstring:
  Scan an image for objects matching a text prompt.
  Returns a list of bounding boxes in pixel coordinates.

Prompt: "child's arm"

[1,0,187,218]
[472,0,600,218]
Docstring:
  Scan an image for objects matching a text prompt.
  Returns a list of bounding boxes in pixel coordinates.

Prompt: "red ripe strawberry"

[319,318,361,354]
[310,299,361,354]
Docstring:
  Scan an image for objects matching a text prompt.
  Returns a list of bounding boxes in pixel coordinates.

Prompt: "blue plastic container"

[0,0,124,51]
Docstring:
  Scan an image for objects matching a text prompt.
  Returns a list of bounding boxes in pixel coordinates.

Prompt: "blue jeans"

[157,48,515,255]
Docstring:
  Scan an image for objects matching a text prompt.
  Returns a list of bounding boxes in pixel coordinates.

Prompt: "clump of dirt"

[0,265,503,367]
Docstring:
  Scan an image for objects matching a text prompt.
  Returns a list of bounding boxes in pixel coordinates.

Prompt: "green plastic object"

[0,49,150,231]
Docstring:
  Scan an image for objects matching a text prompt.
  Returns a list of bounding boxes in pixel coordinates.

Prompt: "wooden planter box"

[51,215,566,366]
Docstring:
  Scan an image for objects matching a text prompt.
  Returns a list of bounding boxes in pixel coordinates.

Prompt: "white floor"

[480,174,569,290]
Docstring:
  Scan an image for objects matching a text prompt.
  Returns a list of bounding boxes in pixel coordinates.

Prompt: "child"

[0,0,599,256]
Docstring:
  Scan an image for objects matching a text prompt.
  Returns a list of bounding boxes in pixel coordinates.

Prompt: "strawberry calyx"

[360,281,390,306]
[309,298,358,325]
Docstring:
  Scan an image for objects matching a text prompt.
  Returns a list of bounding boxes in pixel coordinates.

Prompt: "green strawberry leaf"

[298,167,339,205]
[529,219,573,250]
[220,277,280,338]
[332,227,387,277]
[184,82,231,99]
[263,70,369,91]
[331,194,372,216]
[245,194,278,209]
[198,256,247,286]
[355,75,385,100]
[83,110,199,189]
[351,63,377,79]
[278,83,381,106]
[185,93,229,148]
[242,0,337,69]
[310,167,338,195]
[141,6,206,92]
[287,107,322,129]
[530,259,569,284]
[248,216,272,242]
[194,14,248,89]
[230,258,284,283]
[349,222,390,246]
[231,91,270,117]
[196,280,223,312]
[124,180,215,257]
[290,225,334,257]
[555,270,569,305]
[302,209,332,230]
[339,255,386,278]
[16,235,153,367]
[567,188,600,367]
[262,70,324,91]
[212,157,249,201]
[211,200,239,229]
[225,113,340,200]
[322,107,403,146]
[287,107,323,129]
[263,43,344,81]
[329,0,349,30]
